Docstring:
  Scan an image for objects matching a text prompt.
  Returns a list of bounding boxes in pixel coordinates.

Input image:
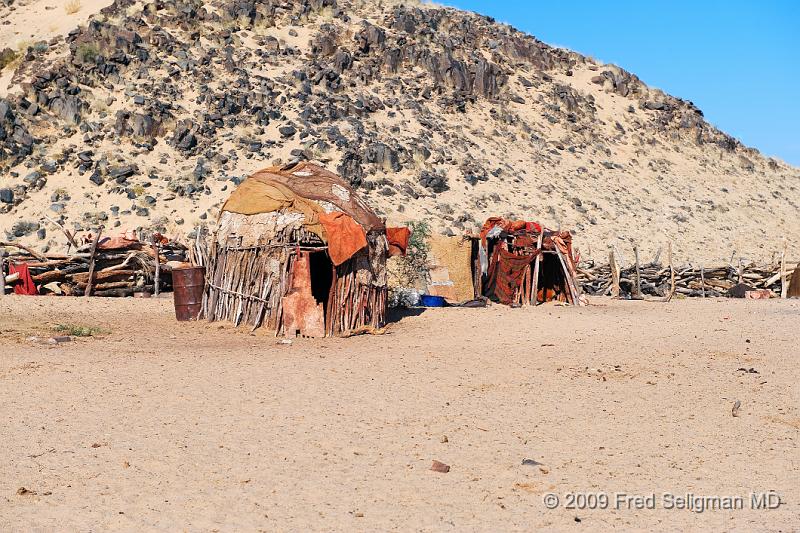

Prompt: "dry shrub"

[0,48,18,71]
[64,0,81,15]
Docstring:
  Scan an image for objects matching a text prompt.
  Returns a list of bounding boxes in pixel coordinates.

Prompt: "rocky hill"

[1,0,798,262]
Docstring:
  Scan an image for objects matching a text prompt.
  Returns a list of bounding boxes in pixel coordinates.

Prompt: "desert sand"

[1,295,798,531]
[0,0,114,54]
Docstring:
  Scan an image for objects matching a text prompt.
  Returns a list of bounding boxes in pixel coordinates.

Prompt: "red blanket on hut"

[486,247,536,304]
[386,227,410,257]
[318,211,368,266]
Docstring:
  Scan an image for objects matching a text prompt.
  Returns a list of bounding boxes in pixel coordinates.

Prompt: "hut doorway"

[535,252,569,303]
[309,250,334,310]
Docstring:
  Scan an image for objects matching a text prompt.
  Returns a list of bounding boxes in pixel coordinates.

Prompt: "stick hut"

[468,217,584,306]
[203,162,388,336]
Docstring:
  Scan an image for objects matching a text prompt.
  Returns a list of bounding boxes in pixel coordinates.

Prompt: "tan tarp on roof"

[221,161,385,236]
[221,177,327,237]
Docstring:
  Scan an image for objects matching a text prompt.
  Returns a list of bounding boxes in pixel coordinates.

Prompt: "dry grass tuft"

[64,0,81,15]
[52,323,108,337]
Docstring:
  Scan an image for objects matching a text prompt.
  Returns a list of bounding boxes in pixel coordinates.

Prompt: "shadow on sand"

[386,306,426,325]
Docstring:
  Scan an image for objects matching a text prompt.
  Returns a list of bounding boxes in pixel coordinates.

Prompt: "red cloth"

[386,227,411,257]
[479,218,543,248]
[88,229,149,250]
[8,262,38,295]
[98,236,142,250]
[318,211,368,266]
[486,246,536,304]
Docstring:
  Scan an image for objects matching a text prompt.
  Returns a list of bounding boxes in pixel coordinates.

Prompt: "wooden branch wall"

[579,258,796,298]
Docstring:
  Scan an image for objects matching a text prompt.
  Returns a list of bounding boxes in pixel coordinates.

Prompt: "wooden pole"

[531,232,543,305]
[652,247,662,266]
[700,265,706,298]
[613,244,627,267]
[473,258,481,299]
[151,235,161,297]
[521,264,532,305]
[554,245,580,305]
[664,242,675,302]
[0,249,5,297]
[610,249,620,299]
[632,244,642,299]
[780,246,787,299]
[0,241,48,262]
[44,215,78,251]
[84,227,103,297]
[194,225,203,267]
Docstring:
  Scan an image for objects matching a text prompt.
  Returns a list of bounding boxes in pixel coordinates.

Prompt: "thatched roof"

[215,162,387,266]
[220,161,384,234]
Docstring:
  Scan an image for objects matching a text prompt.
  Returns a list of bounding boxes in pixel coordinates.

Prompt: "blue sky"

[444,1,800,166]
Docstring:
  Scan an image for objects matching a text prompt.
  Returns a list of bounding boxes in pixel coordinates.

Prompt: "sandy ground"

[0,0,115,56]
[0,295,798,531]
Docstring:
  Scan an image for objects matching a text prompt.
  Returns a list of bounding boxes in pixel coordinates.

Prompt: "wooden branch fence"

[1,235,188,296]
[579,252,796,298]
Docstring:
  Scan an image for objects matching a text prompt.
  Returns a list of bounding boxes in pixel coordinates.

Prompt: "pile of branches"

[578,259,794,298]
[1,239,189,297]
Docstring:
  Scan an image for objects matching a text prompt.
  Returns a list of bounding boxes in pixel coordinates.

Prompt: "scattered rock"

[0,188,13,204]
[10,220,40,237]
[419,171,448,193]
[109,165,136,183]
[279,124,297,137]
[172,120,198,152]
[89,171,104,186]
[0,0,787,254]
[430,460,450,473]
[337,151,364,187]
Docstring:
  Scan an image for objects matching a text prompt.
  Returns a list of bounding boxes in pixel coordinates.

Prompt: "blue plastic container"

[419,294,446,307]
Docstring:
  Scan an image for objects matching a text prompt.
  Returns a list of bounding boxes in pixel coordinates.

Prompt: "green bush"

[407,220,432,274]
[390,220,432,290]
[75,43,99,64]
[52,323,109,337]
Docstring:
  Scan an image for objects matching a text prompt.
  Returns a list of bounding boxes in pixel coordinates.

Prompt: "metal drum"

[172,266,206,321]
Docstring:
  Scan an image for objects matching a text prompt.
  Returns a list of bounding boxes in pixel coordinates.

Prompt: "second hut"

[203,162,388,337]
[469,217,584,306]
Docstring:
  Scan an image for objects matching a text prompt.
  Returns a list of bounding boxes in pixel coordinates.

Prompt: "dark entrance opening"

[309,251,334,309]
[535,252,568,303]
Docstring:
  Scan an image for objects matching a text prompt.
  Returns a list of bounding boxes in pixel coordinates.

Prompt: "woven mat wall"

[427,236,474,302]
